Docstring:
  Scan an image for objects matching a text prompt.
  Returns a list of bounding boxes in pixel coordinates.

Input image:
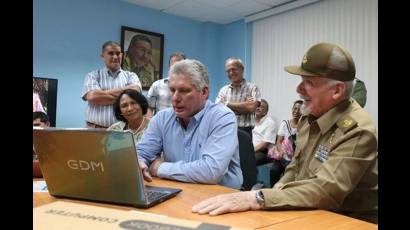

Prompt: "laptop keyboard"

[146,190,169,202]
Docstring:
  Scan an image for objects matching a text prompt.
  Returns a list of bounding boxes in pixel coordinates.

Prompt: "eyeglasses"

[226,68,240,74]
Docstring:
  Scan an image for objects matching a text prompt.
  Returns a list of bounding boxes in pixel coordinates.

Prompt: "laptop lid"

[33,128,181,208]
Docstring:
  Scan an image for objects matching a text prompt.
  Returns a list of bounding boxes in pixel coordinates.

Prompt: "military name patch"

[314,144,330,162]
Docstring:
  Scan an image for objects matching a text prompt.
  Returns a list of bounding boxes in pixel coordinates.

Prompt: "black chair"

[237,129,257,191]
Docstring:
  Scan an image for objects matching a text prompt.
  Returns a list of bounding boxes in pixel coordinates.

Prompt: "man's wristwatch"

[255,190,265,207]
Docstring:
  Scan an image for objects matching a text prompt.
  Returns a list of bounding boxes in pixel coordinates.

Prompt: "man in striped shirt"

[82,41,142,128]
[146,52,186,117]
[215,58,261,139]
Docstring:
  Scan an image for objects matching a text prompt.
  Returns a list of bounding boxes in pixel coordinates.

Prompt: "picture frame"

[121,26,164,90]
[33,77,58,127]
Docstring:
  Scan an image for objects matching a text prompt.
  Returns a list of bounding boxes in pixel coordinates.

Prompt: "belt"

[86,121,108,129]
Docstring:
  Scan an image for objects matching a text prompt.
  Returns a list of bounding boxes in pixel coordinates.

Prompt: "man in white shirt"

[146,52,186,117]
[252,99,277,165]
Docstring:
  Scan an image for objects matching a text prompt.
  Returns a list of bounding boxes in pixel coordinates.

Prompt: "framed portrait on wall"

[121,26,164,90]
[33,77,58,127]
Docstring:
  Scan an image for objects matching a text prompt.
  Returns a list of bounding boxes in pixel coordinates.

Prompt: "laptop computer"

[33,128,182,208]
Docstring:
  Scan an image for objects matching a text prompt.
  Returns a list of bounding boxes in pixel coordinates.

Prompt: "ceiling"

[121,0,295,24]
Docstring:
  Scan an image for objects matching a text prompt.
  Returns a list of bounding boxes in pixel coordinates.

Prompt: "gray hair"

[325,78,353,99]
[169,59,209,91]
[169,52,186,65]
[225,57,244,70]
[260,99,269,111]
[102,41,120,52]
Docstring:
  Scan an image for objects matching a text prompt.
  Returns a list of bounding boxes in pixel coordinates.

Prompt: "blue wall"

[34,0,250,127]
[219,20,253,92]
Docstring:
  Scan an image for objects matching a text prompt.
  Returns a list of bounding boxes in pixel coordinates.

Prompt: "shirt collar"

[256,114,268,125]
[175,100,209,127]
[315,99,352,134]
[192,100,209,123]
[228,78,246,88]
[104,67,122,77]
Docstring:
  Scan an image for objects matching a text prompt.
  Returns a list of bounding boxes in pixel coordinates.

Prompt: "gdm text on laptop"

[33,128,181,208]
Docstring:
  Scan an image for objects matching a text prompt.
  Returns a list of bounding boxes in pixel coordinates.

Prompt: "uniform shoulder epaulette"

[336,116,357,133]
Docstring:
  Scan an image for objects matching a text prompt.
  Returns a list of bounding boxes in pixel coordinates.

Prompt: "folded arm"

[85,84,141,105]
[227,99,259,114]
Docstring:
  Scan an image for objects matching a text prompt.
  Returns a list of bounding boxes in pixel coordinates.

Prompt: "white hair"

[169,59,209,91]
[325,78,353,99]
[225,57,244,70]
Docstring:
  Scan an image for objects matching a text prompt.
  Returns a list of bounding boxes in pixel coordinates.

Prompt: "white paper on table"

[33,180,48,192]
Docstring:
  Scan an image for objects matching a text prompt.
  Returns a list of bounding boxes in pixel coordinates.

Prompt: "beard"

[300,103,312,116]
[299,94,312,115]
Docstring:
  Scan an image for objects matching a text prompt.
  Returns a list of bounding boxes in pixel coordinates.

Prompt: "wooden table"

[33,178,377,229]
[259,211,377,230]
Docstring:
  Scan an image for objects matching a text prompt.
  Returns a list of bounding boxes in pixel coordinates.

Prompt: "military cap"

[285,42,356,81]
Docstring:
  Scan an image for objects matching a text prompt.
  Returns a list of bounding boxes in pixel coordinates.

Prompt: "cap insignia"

[302,55,308,65]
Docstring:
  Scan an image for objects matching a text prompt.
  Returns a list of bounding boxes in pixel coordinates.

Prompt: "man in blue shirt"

[137,59,243,189]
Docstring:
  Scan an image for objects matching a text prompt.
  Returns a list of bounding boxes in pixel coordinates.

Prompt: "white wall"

[251,0,378,128]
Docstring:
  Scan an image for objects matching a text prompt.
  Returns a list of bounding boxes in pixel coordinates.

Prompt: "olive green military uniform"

[123,53,156,88]
[260,99,377,222]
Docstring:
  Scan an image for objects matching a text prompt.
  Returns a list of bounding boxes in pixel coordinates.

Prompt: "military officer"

[123,34,157,88]
[133,64,156,88]
[192,42,378,224]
